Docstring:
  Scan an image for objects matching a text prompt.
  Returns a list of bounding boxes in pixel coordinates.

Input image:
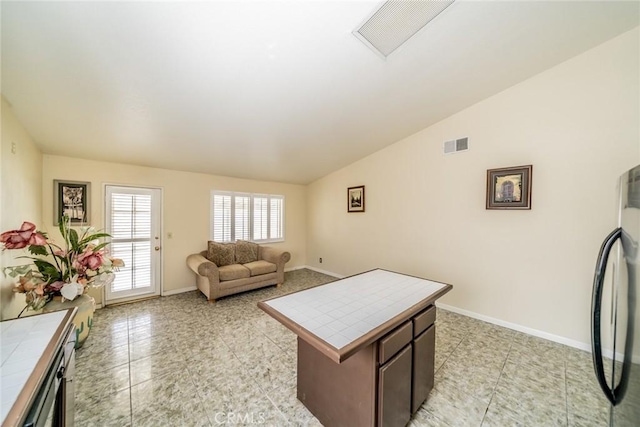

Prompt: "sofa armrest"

[187,253,219,280]
[260,246,291,266]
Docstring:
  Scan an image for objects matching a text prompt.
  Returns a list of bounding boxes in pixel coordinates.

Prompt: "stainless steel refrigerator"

[592,164,640,426]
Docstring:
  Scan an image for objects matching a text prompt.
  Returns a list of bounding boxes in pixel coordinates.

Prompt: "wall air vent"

[444,137,469,154]
[353,0,456,59]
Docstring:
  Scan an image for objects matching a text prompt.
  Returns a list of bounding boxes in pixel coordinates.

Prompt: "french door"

[105,185,162,304]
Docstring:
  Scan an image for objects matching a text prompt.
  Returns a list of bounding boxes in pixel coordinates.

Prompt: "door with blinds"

[105,186,162,303]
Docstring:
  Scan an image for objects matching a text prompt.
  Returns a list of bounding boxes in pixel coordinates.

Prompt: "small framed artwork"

[347,185,365,213]
[486,165,532,210]
[54,180,91,224]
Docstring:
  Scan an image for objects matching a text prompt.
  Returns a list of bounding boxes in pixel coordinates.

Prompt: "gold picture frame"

[486,165,532,210]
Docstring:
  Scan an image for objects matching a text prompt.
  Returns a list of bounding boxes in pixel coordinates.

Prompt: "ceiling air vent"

[353,0,456,59]
[444,137,468,154]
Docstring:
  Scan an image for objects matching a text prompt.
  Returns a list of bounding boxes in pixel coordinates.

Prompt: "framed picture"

[54,180,91,224]
[347,185,365,213]
[627,164,640,209]
[486,165,532,210]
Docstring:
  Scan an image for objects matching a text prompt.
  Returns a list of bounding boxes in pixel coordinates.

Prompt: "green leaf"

[58,216,68,237]
[27,245,48,256]
[3,265,33,278]
[33,259,60,279]
[69,229,79,250]
[78,233,111,246]
[93,242,110,251]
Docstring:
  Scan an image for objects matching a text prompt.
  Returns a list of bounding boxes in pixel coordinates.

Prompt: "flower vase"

[43,294,96,349]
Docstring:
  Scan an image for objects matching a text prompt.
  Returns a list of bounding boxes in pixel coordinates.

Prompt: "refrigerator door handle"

[591,227,622,406]
[610,230,637,406]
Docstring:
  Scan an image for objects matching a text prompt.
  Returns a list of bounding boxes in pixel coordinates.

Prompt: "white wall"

[42,155,307,306]
[1,97,44,320]
[307,28,640,346]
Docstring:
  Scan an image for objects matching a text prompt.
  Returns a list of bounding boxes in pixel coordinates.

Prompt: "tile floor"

[74,269,611,426]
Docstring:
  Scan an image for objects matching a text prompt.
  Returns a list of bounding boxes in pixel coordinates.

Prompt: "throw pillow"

[235,240,258,264]
[207,241,236,267]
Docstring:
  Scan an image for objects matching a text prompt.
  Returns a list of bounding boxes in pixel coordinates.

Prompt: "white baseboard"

[437,303,640,364]
[295,265,344,278]
[284,265,307,273]
[162,286,197,296]
[437,303,591,352]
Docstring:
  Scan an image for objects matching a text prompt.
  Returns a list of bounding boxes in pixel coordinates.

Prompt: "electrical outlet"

[319,257,322,263]
[11,142,17,154]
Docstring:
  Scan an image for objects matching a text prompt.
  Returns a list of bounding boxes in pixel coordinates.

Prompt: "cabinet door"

[378,345,412,427]
[412,324,435,414]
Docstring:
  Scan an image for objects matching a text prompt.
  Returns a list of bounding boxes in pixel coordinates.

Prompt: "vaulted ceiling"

[2,1,638,184]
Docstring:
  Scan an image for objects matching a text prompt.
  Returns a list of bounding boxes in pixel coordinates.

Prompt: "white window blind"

[211,191,284,243]
[253,196,268,241]
[109,192,152,292]
[270,196,284,240]
[235,195,251,241]
[212,194,232,242]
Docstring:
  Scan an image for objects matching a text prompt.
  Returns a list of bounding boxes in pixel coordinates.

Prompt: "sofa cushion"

[219,264,251,281]
[243,260,277,277]
[235,240,258,264]
[207,241,235,267]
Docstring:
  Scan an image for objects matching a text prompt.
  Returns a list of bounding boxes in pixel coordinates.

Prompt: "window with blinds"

[211,191,284,243]
[109,192,152,292]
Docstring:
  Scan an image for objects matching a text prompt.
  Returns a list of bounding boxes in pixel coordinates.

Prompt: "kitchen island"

[258,269,452,427]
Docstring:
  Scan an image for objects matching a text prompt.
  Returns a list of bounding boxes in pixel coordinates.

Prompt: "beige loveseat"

[186,240,291,303]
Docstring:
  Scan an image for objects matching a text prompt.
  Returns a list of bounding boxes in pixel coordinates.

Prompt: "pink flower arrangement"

[1,216,124,313]
[0,221,47,249]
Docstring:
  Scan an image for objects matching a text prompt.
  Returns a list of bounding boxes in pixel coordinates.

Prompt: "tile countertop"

[1,310,72,425]
[260,269,451,360]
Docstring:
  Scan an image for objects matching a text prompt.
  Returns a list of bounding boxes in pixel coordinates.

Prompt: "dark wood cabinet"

[297,305,438,426]
[298,338,377,427]
[260,270,451,427]
[377,305,437,424]
[378,344,413,427]
[411,325,435,414]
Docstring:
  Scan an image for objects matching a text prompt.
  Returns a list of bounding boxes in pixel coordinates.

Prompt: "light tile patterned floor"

[74,269,610,426]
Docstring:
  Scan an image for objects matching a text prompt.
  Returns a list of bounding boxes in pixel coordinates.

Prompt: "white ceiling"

[2,1,638,184]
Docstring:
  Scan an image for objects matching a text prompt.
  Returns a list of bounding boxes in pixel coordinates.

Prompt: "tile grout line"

[478,338,515,426]
[564,357,569,427]
[220,331,291,425]
[184,351,217,427]
[127,310,133,426]
[247,328,293,425]
[432,319,466,377]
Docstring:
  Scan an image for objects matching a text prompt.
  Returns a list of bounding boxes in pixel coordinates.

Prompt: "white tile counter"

[1,310,73,426]
[259,268,452,363]
[263,269,449,350]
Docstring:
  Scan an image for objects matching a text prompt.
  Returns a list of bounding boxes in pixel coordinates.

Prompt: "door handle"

[591,227,622,405]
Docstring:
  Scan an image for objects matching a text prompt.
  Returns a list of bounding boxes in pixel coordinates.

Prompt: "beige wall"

[41,155,307,306]
[307,28,640,346]
[1,97,44,320]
